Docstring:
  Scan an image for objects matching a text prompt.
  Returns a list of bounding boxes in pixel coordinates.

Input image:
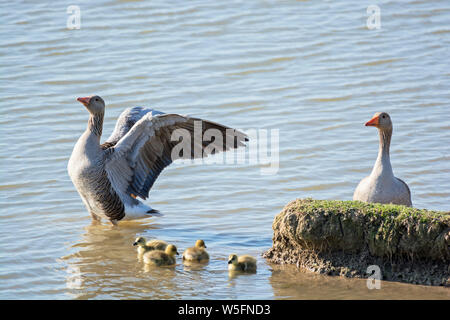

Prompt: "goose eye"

[382,115,386,118]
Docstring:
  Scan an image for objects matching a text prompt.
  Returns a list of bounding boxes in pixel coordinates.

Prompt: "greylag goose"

[353,112,412,207]
[68,95,247,225]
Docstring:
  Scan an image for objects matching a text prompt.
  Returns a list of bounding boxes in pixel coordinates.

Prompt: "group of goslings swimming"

[133,237,257,272]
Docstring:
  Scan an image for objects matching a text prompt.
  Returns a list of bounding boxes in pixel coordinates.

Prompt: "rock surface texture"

[263,199,450,286]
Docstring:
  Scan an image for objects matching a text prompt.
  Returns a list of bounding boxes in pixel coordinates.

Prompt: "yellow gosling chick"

[143,244,179,266]
[133,237,168,259]
[182,240,209,262]
[133,237,152,258]
[228,254,257,272]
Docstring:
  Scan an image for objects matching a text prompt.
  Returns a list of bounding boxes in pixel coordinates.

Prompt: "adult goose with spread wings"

[68,95,247,225]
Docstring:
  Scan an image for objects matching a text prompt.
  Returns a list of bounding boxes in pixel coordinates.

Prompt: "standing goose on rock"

[353,112,412,207]
[68,95,247,225]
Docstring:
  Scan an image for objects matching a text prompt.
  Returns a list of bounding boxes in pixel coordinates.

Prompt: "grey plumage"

[81,162,125,221]
[353,112,412,207]
[104,110,247,201]
[68,96,248,224]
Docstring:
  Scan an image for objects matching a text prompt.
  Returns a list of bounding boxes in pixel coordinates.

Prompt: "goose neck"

[87,112,104,139]
[371,127,394,177]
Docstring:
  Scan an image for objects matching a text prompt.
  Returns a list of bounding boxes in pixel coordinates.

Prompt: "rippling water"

[1,0,449,299]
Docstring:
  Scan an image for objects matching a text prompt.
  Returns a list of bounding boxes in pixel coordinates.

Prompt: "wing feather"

[101,107,163,149]
[105,112,247,200]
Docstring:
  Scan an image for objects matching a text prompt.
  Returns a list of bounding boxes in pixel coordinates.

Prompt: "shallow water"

[0,0,449,299]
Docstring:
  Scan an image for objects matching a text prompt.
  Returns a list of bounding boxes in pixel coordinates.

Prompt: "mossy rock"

[264,199,450,286]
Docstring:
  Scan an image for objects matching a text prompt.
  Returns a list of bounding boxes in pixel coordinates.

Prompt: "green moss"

[265,199,450,286]
[272,199,449,261]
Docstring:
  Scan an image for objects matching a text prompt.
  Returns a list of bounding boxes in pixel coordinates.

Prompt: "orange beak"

[365,115,379,127]
[77,96,91,106]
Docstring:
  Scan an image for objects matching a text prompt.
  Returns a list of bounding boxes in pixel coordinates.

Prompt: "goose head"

[365,112,392,130]
[133,236,146,247]
[166,244,179,256]
[228,254,238,265]
[195,239,207,249]
[77,95,105,115]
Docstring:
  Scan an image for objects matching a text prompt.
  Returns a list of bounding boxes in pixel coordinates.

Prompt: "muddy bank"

[263,199,450,286]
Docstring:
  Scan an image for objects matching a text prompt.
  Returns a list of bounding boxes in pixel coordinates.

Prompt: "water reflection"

[61,220,183,299]
[268,264,450,300]
[182,260,209,271]
[59,220,271,299]
[228,269,257,280]
[58,222,449,299]
[143,264,177,275]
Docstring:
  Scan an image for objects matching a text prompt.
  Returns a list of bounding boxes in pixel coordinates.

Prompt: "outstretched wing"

[104,112,247,200]
[101,107,164,150]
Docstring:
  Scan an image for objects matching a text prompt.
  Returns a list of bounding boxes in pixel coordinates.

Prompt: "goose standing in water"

[68,95,247,225]
[353,112,412,207]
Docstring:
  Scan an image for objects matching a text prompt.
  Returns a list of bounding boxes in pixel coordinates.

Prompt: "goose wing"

[104,112,247,200]
[396,178,411,197]
[396,177,412,206]
[101,107,164,150]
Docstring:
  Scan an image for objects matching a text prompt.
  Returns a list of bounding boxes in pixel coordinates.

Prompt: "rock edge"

[263,199,450,286]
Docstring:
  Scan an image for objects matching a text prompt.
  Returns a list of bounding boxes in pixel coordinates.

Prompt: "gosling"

[182,240,209,262]
[146,239,168,251]
[228,254,257,272]
[133,237,168,258]
[143,244,179,266]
